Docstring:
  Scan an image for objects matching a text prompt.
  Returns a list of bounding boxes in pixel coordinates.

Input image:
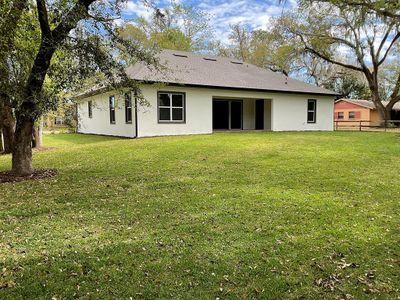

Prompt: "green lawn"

[0,132,399,299]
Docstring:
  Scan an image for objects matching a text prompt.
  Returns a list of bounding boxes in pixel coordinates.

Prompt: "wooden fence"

[334,120,400,132]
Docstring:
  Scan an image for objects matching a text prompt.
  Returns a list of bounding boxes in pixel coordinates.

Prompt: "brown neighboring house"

[334,99,400,126]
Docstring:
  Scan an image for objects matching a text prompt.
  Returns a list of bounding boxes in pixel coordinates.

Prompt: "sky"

[121,0,296,44]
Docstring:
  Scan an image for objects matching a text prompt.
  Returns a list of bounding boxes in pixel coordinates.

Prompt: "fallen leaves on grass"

[0,281,15,289]
[315,274,342,291]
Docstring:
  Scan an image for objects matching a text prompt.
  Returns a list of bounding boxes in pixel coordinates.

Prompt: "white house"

[76,50,338,138]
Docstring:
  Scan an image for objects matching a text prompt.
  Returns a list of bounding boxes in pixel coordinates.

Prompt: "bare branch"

[341,12,370,70]
[377,31,400,66]
[376,23,394,59]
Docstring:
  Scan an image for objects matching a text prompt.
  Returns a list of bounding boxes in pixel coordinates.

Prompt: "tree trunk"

[384,108,392,128]
[376,103,393,128]
[0,130,4,153]
[12,118,34,176]
[2,126,14,154]
[32,116,43,149]
[0,103,15,154]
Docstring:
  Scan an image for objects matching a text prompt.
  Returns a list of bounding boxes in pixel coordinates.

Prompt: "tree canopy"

[119,3,214,52]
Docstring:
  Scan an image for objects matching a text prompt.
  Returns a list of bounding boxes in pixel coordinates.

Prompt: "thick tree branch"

[24,0,96,108]
[36,0,51,37]
[304,46,364,72]
[295,31,365,73]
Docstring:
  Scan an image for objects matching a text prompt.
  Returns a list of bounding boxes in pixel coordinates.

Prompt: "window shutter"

[355,111,361,119]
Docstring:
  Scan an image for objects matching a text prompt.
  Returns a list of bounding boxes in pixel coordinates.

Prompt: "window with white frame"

[307,99,317,123]
[348,111,356,119]
[158,92,185,123]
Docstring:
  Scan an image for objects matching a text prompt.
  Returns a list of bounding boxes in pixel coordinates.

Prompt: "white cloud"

[197,0,294,44]
[123,0,153,21]
[121,0,296,44]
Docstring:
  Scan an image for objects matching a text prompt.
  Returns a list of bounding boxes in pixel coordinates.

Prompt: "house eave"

[74,81,340,100]
[144,81,340,97]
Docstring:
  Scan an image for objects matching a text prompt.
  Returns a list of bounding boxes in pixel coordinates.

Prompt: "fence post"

[359,120,362,131]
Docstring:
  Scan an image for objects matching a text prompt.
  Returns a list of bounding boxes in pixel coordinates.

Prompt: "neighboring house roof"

[337,98,400,111]
[336,99,376,109]
[125,49,338,96]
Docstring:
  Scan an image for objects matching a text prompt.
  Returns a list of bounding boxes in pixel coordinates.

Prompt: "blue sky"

[121,0,296,44]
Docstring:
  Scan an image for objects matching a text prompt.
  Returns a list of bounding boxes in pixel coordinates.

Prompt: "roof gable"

[335,99,375,110]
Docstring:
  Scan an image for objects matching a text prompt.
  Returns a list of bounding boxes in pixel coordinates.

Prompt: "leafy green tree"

[324,71,371,99]
[120,3,213,52]
[150,28,192,51]
[0,0,158,176]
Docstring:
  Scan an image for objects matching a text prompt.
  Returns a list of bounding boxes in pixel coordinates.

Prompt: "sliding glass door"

[212,100,243,130]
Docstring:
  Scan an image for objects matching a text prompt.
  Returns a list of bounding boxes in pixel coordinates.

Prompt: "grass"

[0,132,399,299]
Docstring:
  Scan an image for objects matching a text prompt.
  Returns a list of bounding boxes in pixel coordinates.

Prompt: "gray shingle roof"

[126,49,338,96]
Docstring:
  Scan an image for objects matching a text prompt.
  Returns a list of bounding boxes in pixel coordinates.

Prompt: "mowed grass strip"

[0,132,399,299]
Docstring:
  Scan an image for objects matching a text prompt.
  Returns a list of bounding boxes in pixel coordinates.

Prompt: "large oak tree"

[280,2,400,123]
[0,0,158,175]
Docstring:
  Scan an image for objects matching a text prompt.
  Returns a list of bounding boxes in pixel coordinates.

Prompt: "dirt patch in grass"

[0,169,57,183]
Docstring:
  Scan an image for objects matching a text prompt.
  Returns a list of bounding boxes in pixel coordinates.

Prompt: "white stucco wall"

[271,94,334,131]
[137,85,212,137]
[77,84,335,138]
[77,91,136,138]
